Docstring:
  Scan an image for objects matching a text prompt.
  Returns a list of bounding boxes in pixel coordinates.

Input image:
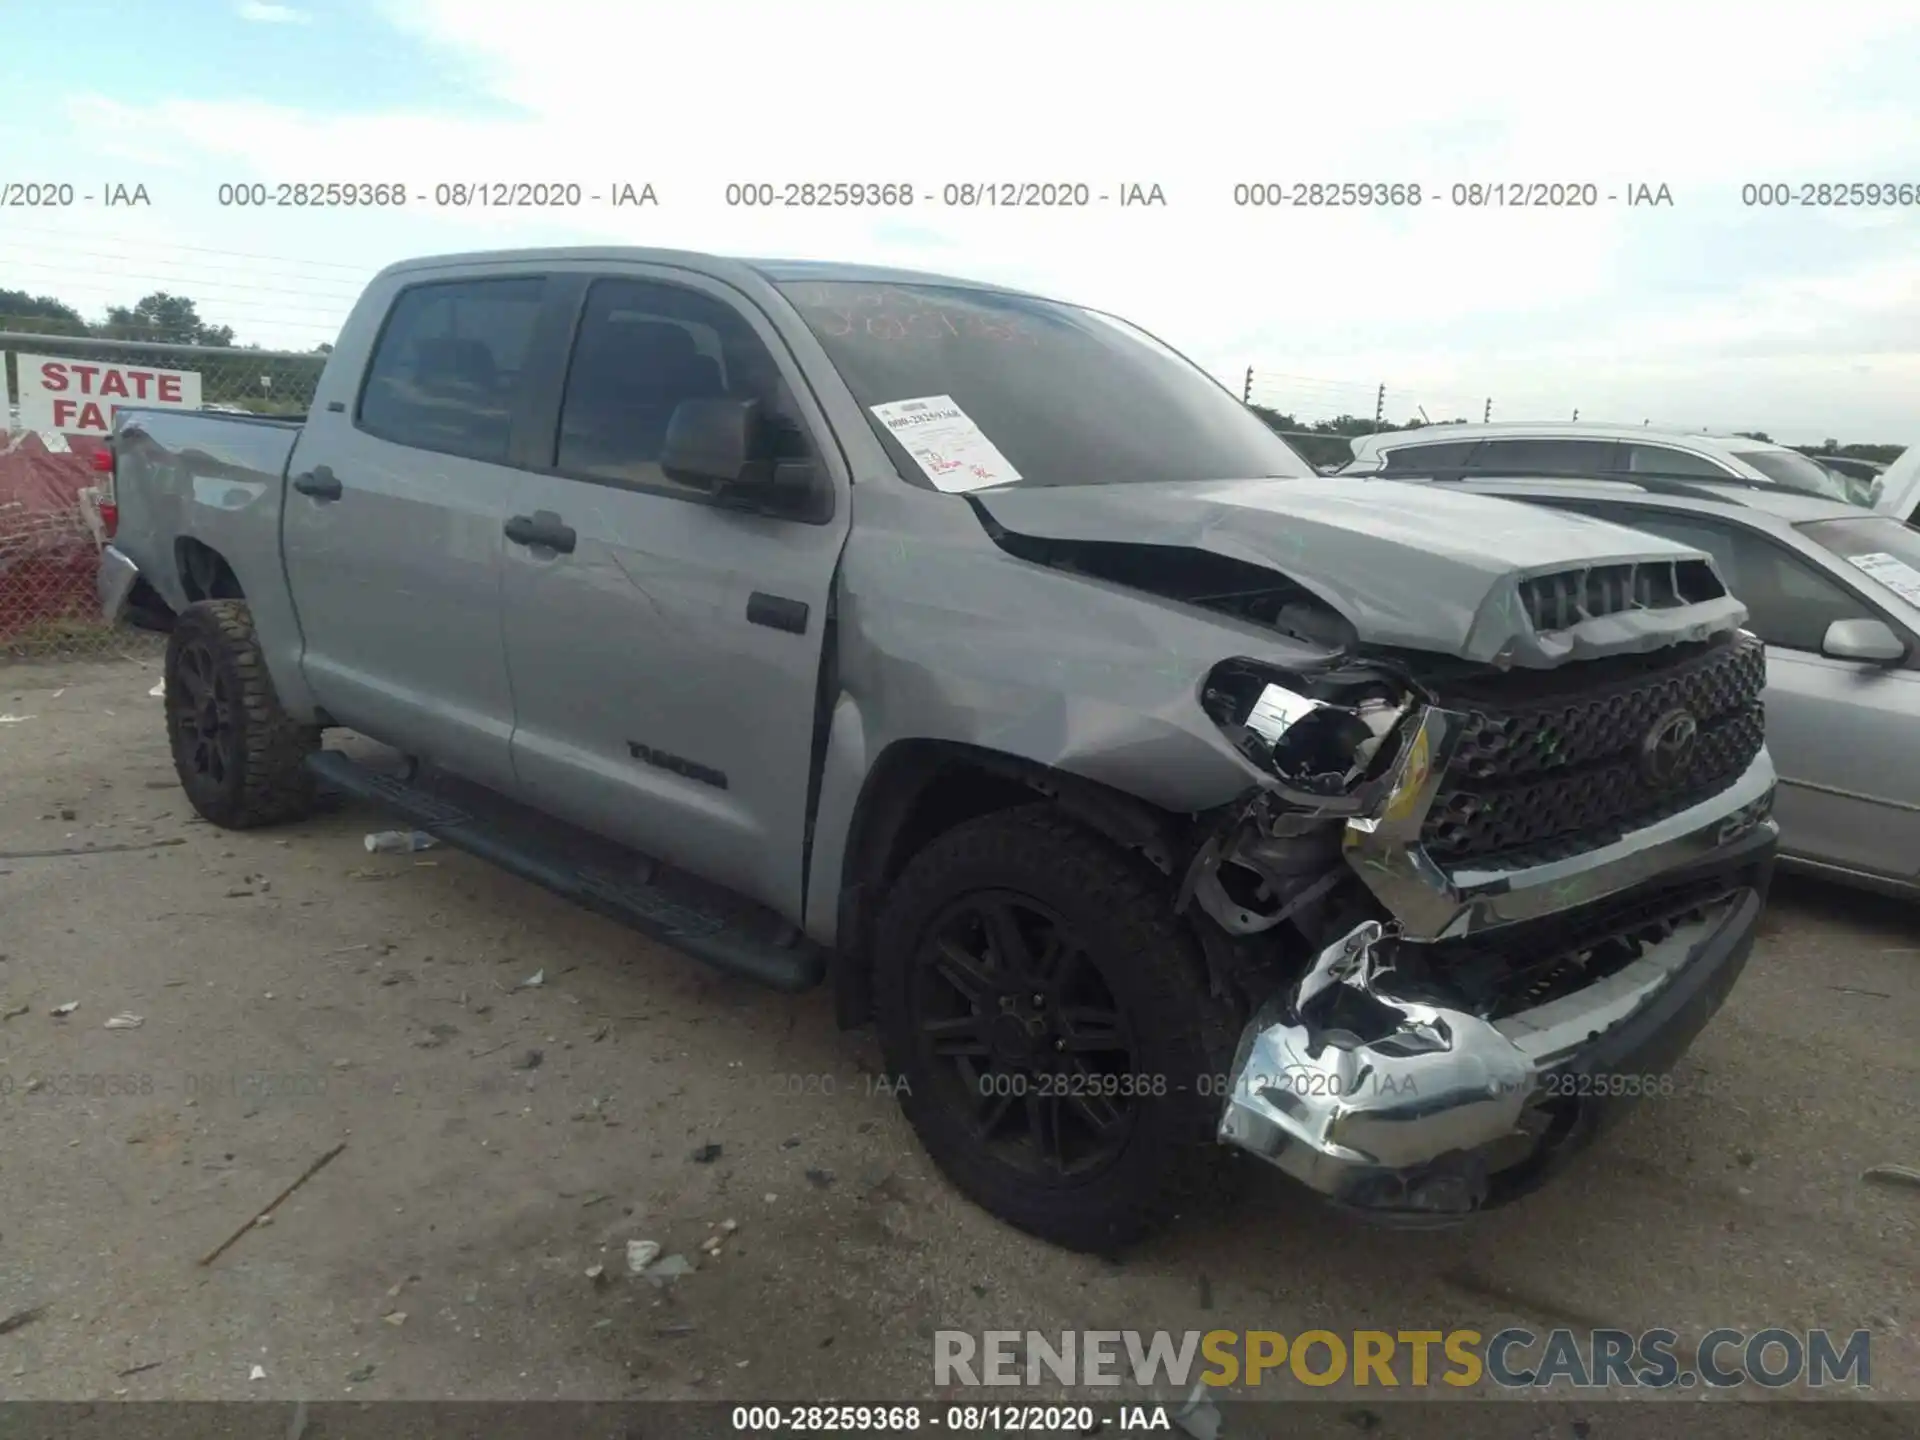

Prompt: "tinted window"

[1469,439,1620,475]
[774,280,1313,489]
[1624,512,1873,651]
[358,278,546,462]
[1800,516,1920,609]
[1381,440,1480,473]
[556,279,812,490]
[1619,443,1733,478]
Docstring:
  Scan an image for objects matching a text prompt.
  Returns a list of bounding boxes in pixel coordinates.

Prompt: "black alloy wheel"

[910,889,1140,1182]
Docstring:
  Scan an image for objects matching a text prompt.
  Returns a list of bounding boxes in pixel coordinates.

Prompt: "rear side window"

[1619,444,1733,478]
[357,277,548,463]
[1469,439,1620,475]
[1381,441,1480,473]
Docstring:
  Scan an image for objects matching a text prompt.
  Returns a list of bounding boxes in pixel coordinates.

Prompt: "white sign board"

[15,353,203,436]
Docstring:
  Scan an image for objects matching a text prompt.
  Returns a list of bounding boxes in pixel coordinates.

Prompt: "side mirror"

[1821,617,1907,663]
[659,396,827,519]
[661,396,758,491]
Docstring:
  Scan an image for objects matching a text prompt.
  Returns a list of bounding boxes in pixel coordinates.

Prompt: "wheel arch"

[829,739,1187,1029]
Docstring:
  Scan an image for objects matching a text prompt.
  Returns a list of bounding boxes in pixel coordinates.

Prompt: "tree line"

[0,287,332,354]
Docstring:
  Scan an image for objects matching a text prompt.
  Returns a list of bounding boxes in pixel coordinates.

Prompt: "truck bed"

[110,407,304,618]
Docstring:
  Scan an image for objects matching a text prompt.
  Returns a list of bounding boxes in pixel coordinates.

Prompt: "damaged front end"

[1186,641,1777,1220]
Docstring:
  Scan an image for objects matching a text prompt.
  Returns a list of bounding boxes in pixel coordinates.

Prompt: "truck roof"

[376,246,1043,298]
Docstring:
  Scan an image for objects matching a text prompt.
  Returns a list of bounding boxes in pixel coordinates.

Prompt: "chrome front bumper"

[97,544,140,625]
[1218,858,1770,1216]
[1342,706,1778,942]
[1217,704,1779,1216]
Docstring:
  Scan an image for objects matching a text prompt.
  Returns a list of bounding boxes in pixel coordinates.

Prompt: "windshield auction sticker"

[870,395,1022,493]
[1845,551,1920,608]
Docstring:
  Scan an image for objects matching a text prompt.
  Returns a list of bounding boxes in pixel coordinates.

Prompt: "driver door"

[496,269,851,920]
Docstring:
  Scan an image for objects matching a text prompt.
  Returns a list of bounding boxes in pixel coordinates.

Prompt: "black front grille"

[1421,632,1767,866]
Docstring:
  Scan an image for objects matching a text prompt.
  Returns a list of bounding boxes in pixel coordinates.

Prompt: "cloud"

[16,0,1920,442]
[236,2,310,22]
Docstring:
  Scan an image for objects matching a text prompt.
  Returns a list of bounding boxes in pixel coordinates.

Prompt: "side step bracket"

[307,749,825,993]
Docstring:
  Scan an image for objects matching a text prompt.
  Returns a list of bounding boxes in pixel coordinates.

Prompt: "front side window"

[1729,448,1855,503]
[357,277,547,463]
[1619,444,1733,478]
[1625,511,1873,652]
[556,279,811,491]
[773,280,1313,490]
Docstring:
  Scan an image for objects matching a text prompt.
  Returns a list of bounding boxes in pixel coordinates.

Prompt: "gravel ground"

[0,658,1914,1432]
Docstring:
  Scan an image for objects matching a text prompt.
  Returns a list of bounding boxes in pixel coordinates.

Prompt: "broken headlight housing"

[1202,659,1416,803]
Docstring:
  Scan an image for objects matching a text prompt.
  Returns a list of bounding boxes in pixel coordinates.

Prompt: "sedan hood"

[973,476,1747,667]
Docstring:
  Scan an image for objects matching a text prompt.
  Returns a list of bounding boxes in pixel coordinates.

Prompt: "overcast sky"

[4,0,1917,443]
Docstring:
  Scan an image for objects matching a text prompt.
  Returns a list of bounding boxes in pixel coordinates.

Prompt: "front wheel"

[165,599,319,829]
[873,805,1241,1252]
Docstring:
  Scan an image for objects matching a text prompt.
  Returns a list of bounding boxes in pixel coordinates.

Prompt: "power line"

[0,220,378,275]
[0,256,362,311]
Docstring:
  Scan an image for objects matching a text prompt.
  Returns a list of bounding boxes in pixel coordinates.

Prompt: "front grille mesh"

[1422,633,1767,866]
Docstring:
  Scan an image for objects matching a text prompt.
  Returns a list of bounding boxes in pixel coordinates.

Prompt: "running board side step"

[306,749,825,993]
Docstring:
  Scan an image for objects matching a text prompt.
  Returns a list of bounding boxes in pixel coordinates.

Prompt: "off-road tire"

[873,804,1243,1252]
[165,599,319,829]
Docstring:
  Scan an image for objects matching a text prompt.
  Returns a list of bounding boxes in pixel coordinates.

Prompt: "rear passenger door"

[284,272,550,791]
[496,269,850,920]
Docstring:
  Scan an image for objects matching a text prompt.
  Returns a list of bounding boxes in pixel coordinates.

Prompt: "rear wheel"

[873,805,1241,1252]
[165,599,319,829]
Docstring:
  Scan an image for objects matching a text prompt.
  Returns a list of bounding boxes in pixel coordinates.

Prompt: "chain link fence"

[0,332,325,661]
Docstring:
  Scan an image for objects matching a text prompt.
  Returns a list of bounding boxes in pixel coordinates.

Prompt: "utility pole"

[1571,408,1579,422]
[1243,366,1253,404]
[1483,398,1491,423]
[1374,383,1385,426]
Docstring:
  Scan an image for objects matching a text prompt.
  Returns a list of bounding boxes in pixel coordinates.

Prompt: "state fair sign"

[16,353,203,436]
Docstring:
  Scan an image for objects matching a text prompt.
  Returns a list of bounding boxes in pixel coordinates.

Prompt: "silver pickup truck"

[97,247,1779,1251]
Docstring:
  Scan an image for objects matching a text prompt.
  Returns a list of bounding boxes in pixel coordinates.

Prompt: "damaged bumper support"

[1217,818,1775,1218]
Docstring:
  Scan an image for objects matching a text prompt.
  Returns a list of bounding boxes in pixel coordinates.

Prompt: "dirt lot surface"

[1,658,1915,1432]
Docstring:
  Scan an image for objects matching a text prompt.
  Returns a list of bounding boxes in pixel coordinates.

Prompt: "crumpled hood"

[973,475,1747,667]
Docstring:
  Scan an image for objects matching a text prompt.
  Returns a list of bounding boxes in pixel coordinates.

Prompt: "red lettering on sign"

[130,372,154,399]
[157,375,183,403]
[39,361,68,391]
[100,370,130,398]
[70,363,100,393]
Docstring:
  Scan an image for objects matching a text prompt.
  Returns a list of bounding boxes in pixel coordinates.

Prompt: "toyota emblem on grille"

[1639,708,1700,786]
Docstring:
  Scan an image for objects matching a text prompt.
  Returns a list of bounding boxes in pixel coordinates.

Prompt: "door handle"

[504,512,576,554]
[292,466,342,501]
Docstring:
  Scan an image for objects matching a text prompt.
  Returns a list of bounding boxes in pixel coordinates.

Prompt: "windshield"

[1731,448,1857,503]
[1801,516,1920,609]
[774,280,1314,490]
